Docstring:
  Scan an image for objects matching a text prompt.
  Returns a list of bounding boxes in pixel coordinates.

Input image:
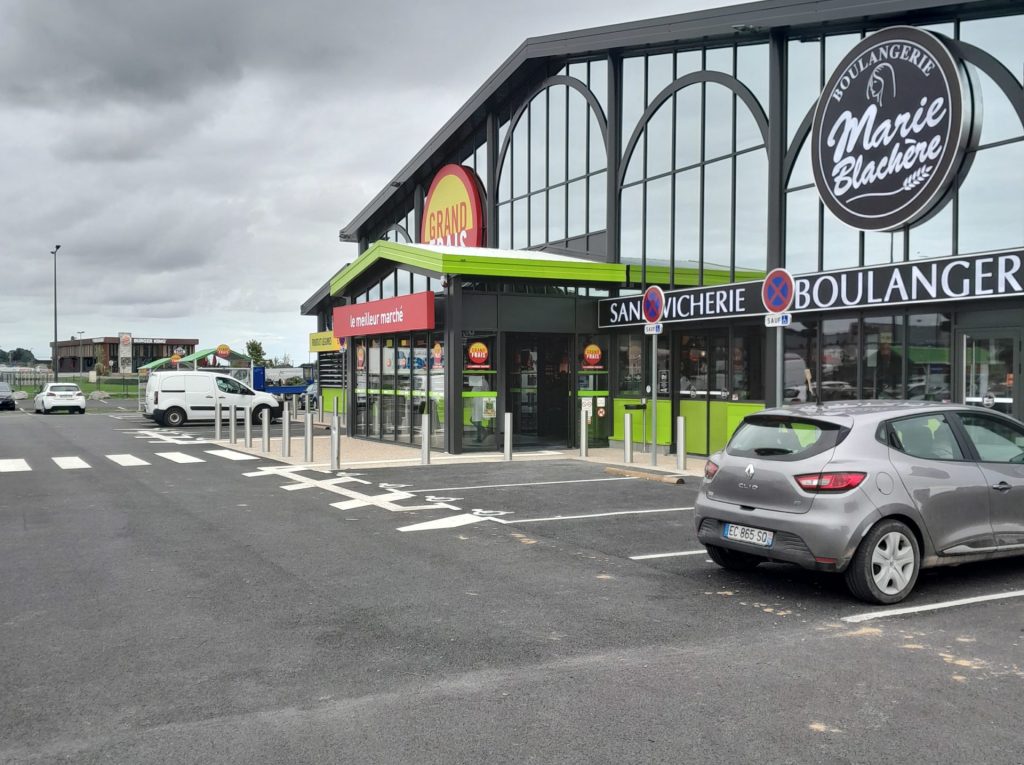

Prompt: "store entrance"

[507,333,571,447]
[958,329,1021,417]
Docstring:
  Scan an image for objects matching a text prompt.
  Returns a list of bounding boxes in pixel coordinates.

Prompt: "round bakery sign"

[811,26,977,232]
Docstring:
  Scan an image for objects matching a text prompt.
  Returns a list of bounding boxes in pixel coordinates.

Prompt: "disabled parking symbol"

[761,268,794,314]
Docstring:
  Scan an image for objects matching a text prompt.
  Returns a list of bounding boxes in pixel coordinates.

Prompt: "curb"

[604,466,688,484]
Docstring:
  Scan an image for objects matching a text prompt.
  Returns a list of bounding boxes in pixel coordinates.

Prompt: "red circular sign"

[762,269,795,313]
[421,164,486,247]
[216,343,231,359]
[583,344,602,366]
[642,286,665,323]
[467,341,488,365]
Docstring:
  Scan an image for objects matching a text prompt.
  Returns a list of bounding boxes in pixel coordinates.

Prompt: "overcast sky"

[0,0,741,363]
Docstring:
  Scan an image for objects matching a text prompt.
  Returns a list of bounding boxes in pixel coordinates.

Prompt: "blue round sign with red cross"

[642,285,665,323]
[761,268,794,314]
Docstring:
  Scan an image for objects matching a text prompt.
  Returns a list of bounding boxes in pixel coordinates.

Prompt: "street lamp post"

[77,331,85,376]
[51,245,61,381]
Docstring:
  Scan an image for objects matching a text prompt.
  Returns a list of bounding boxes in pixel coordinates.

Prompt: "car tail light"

[46,392,56,397]
[795,472,866,492]
[704,460,719,480]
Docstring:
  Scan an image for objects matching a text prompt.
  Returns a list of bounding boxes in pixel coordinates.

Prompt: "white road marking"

[106,454,150,467]
[408,477,636,493]
[0,459,31,472]
[204,449,258,461]
[493,506,694,524]
[398,514,488,532]
[155,452,205,464]
[842,589,1024,623]
[53,456,90,470]
[630,550,707,560]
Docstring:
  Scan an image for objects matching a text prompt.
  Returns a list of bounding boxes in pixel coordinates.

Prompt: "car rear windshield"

[727,415,846,461]
[52,385,81,393]
[0,383,11,392]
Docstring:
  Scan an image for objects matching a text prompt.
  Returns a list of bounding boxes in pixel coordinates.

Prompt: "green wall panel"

[612,398,670,444]
[678,400,707,455]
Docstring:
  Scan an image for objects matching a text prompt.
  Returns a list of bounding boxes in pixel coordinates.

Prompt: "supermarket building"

[301,0,1024,456]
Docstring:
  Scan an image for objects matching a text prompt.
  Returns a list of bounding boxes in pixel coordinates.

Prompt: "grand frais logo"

[811,26,979,232]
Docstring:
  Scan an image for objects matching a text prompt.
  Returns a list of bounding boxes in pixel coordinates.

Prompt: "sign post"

[642,286,665,466]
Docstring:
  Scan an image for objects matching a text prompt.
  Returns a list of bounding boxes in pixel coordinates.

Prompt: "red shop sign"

[333,291,435,338]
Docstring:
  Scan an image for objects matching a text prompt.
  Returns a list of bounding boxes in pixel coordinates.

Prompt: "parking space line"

[495,506,694,524]
[842,589,1024,623]
[407,477,636,493]
[629,550,707,560]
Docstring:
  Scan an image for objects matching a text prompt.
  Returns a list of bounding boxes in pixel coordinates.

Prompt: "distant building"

[52,336,199,374]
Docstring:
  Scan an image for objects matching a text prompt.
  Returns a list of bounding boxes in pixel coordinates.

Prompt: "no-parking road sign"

[762,268,794,314]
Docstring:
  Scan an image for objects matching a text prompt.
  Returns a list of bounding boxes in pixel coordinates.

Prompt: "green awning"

[177,347,252,366]
[138,357,172,371]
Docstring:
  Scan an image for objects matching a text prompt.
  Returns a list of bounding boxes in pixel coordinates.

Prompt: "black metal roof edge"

[339,0,996,240]
[300,280,333,316]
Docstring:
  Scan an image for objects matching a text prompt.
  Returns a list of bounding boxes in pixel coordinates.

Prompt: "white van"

[145,371,282,427]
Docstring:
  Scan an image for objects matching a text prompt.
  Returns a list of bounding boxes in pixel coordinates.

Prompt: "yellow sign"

[170,354,182,364]
[309,331,341,353]
[216,343,231,359]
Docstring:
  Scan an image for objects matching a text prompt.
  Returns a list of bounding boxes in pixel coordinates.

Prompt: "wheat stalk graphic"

[902,165,933,191]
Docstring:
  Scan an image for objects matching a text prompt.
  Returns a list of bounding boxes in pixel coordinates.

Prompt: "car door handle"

[992,482,1012,492]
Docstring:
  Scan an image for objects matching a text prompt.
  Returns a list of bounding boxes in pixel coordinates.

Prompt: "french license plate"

[723,522,774,548]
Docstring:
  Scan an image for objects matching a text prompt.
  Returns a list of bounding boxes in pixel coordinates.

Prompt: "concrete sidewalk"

[214,418,707,478]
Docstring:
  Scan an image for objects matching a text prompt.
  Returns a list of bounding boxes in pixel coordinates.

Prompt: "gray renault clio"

[695,401,1024,604]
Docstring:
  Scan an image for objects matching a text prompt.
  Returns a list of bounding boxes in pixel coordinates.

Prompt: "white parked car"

[34,383,86,414]
[144,370,282,427]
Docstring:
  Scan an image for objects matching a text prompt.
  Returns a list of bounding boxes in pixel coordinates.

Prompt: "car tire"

[845,519,920,605]
[706,544,763,571]
[163,407,186,427]
[252,405,268,425]
[78,407,85,414]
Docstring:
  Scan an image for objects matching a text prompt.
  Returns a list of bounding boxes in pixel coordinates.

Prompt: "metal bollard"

[261,408,270,452]
[421,412,430,465]
[304,409,313,462]
[281,402,291,458]
[580,407,589,458]
[503,412,512,462]
[291,394,299,418]
[330,410,340,471]
[624,413,634,464]
[214,399,222,440]
[319,395,324,423]
[676,416,687,472]
[229,405,237,444]
[244,404,252,448]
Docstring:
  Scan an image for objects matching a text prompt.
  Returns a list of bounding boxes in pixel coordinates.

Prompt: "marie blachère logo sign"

[811,26,978,232]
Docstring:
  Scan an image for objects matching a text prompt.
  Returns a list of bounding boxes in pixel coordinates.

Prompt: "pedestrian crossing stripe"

[154,452,205,464]
[204,449,258,461]
[52,456,90,470]
[0,450,262,471]
[0,459,31,472]
[107,454,151,467]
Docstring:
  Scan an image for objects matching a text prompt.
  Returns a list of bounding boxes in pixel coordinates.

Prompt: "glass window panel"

[678,334,707,396]
[787,39,821,144]
[704,84,733,160]
[513,114,528,197]
[908,199,953,259]
[530,192,546,245]
[907,313,952,402]
[864,229,904,267]
[413,272,428,294]
[863,315,904,399]
[624,134,645,185]
[675,85,701,169]
[474,143,488,192]
[820,318,858,400]
[674,167,701,272]
[705,46,732,75]
[589,171,606,232]
[787,136,813,189]
[381,272,395,300]
[824,33,861,77]
[568,178,587,238]
[617,334,644,395]
[702,158,732,276]
[676,50,701,77]
[369,280,381,302]
[548,85,567,186]
[589,59,608,115]
[731,326,764,401]
[645,175,671,267]
[498,202,511,249]
[530,92,546,192]
[734,150,768,276]
[961,17,1024,144]
[498,153,511,202]
[958,142,1024,254]
[645,102,673,178]
[735,100,763,152]
[568,90,588,179]
[548,184,566,241]
[589,111,607,173]
[647,53,674,104]
[785,187,819,273]
[568,61,588,83]
[513,197,528,249]
[784,319,817,404]
[620,183,643,264]
[381,340,396,438]
[822,207,859,271]
[622,56,646,155]
[736,43,768,115]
